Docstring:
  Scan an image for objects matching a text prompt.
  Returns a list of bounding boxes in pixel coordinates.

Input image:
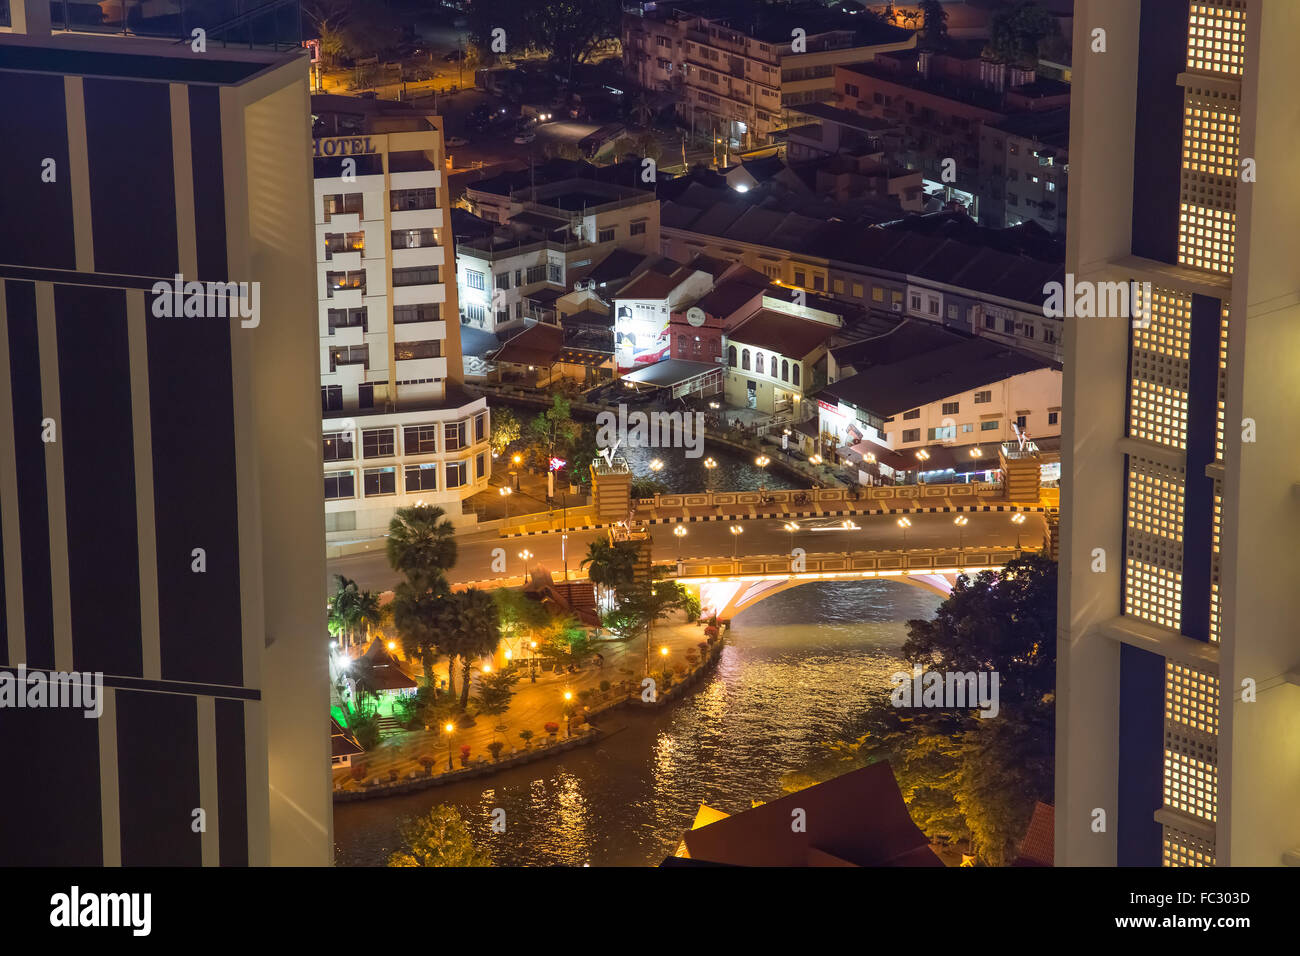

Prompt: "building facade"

[0,1,330,865]
[313,97,489,540]
[1059,0,1300,867]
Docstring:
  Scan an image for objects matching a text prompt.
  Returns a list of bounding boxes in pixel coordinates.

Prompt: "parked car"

[446,135,469,147]
[513,130,536,144]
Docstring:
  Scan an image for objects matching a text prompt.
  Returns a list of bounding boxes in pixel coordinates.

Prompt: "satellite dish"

[686,307,706,327]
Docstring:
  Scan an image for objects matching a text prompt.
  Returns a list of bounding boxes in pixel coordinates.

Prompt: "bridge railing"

[672,546,1034,579]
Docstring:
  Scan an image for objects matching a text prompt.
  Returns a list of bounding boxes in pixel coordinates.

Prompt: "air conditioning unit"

[891,302,903,312]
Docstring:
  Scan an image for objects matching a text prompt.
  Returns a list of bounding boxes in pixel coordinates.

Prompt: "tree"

[489,406,522,456]
[327,575,361,648]
[615,581,690,675]
[528,395,580,465]
[387,505,458,581]
[535,610,590,664]
[785,555,1057,865]
[581,537,639,608]
[917,0,949,50]
[441,588,502,709]
[475,668,523,724]
[985,1,1060,69]
[391,572,450,690]
[387,806,491,867]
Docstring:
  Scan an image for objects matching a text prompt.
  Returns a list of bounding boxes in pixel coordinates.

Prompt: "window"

[363,467,396,496]
[910,294,922,311]
[465,304,486,325]
[324,232,365,258]
[393,228,438,248]
[942,402,959,415]
[928,426,955,441]
[358,383,374,409]
[445,421,467,451]
[393,266,439,286]
[872,286,884,303]
[1003,318,1016,333]
[742,349,751,371]
[845,83,859,97]
[1007,192,1019,206]
[476,453,486,479]
[328,345,369,371]
[475,413,487,443]
[1048,411,1059,426]
[813,276,824,291]
[466,271,486,291]
[326,270,365,295]
[794,270,806,287]
[903,408,921,420]
[395,341,442,360]
[1046,181,1057,192]
[853,283,863,298]
[599,227,615,242]
[391,188,437,211]
[324,471,355,500]
[630,221,647,236]
[394,304,439,324]
[947,305,958,320]
[833,279,845,295]
[323,194,362,221]
[323,430,354,462]
[445,460,468,488]
[961,423,974,433]
[1044,328,1058,345]
[327,308,367,333]
[756,352,765,375]
[404,424,440,454]
[404,463,439,492]
[791,365,800,386]
[526,265,546,284]
[548,264,562,283]
[1015,415,1028,430]
[1023,324,1036,340]
[927,299,939,315]
[902,428,921,443]
[974,390,992,404]
[984,314,996,329]
[728,345,737,367]
[892,291,903,304]
[781,359,789,382]
[496,272,511,290]
[980,420,1000,431]
[321,385,342,412]
[363,428,395,459]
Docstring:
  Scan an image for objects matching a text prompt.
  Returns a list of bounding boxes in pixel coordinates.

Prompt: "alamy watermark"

[0,665,103,718]
[890,666,1000,719]
[595,405,706,464]
[1042,275,1152,328]
[150,274,260,328]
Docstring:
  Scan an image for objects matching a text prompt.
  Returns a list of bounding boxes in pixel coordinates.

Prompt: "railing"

[675,546,1034,579]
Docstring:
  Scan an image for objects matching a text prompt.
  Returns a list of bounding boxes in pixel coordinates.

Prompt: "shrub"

[578,688,596,705]
[349,761,368,782]
[487,740,505,760]
[672,663,687,677]
[599,679,611,693]
[685,650,700,667]
[458,744,471,766]
[417,755,435,773]
[519,729,535,747]
[544,722,560,736]
[704,625,719,639]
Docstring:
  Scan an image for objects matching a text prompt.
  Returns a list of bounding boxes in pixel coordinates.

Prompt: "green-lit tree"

[475,668,523,726]
[528,395,580,465]
[387,806,491,867]
[615,581,690,675]
[327,575,361,647]
[489,406,522,456]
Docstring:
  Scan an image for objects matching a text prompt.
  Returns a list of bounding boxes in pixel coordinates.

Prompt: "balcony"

[392,207,443,232]
[323,212,360,232]
[326,250,362,270]
[329,288,364,308]
[394,320,447,343]
[391,169,441,191]
[328,324,366,347]
[395,356,448,380]
[392,245,443,269]
[393,283,445,307]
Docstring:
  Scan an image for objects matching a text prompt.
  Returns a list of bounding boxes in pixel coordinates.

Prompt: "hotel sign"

[313,136,380,158]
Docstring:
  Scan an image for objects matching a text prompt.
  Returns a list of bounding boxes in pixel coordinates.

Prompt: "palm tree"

[443,588,501,710]
[387,505,458,581]
[617,582,689,675]
[354,589,385,647]
[391,572,450,693]
[581,538,638,610]
[328,575,362,648]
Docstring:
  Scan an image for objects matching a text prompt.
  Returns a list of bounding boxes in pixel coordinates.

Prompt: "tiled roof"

[491,323,565,366]
[729,309,840,358]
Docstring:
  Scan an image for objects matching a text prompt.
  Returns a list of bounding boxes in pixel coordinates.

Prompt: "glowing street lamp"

[810,453,823,466]
[499,485,513,522]
[673,523,688,559]
[1011,511,1027,549]
[649,458,664,471]
[518,548,534,582]
[444,721,456,770]
[897,515,912,547]
[563,690,574,737]
[954,514,969,551]
[703,457,718,470]
[729,523,744,559]
[783,520,799,551]
[755,455,771,467]
[529,640,539,682]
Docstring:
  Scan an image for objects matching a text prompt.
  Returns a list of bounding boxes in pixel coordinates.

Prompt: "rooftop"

[491,323,566,366]
[729,309,840,358]
[621,358,720,388]
[817,336,1057,417]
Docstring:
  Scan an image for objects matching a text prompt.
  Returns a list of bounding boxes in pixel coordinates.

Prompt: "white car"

[446,135,469,147]
[513,131,536,144]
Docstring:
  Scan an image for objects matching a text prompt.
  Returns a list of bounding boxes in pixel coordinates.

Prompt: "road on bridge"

[326,510,1048,594]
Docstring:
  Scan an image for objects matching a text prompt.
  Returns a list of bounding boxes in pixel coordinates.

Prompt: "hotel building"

[0,1,330,864]
[1059,0,1300,866]
[313,95,490,539]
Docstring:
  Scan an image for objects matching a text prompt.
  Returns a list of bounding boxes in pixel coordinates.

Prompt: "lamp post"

[444,721,455,770]
[563,690,573,738]
[529,640,538,682]
[729,524,744,559]
[1011,512,1026,549]
[954,514,968,552]
[755,455,770,468]
[784,520,799,554]
[511,452,522,491]
[499,485,512,524]
[518,548,533,584]
[897,515,912,548]
[673,523,687,559]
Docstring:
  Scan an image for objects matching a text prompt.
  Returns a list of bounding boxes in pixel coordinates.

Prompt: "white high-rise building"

[1059,0,1300,867]
[313,96,490,540]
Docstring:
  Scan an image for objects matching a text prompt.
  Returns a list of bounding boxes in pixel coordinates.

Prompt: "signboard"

[313,136,380,158]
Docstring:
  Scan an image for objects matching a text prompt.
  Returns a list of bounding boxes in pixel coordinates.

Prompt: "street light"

[444,721,456,770]
[783,520,799,552]
[499,485,513,523]
[518,548,534,583]
[954,514,968,551]
[673,523,687,559]
[810,454,823,466]
[755,455,770,467]
[649,458,664,471]
[1011,512,1027,549]
[729,523,744,559]
[563,690,573,738]
[897,515,912,548]
[529,640,538,682]
[703,457,718,470]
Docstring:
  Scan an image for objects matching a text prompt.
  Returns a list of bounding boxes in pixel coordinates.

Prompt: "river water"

[333,579,941,866]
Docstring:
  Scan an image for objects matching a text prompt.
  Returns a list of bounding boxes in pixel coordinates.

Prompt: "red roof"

[1013,802,1054,866]
[729,308,839,358]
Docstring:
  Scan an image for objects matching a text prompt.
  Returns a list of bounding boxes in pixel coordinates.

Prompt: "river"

[333,579,942,866]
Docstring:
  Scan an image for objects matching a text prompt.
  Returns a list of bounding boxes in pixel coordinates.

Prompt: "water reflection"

[619,440,800,493]
[333,580,940,866]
